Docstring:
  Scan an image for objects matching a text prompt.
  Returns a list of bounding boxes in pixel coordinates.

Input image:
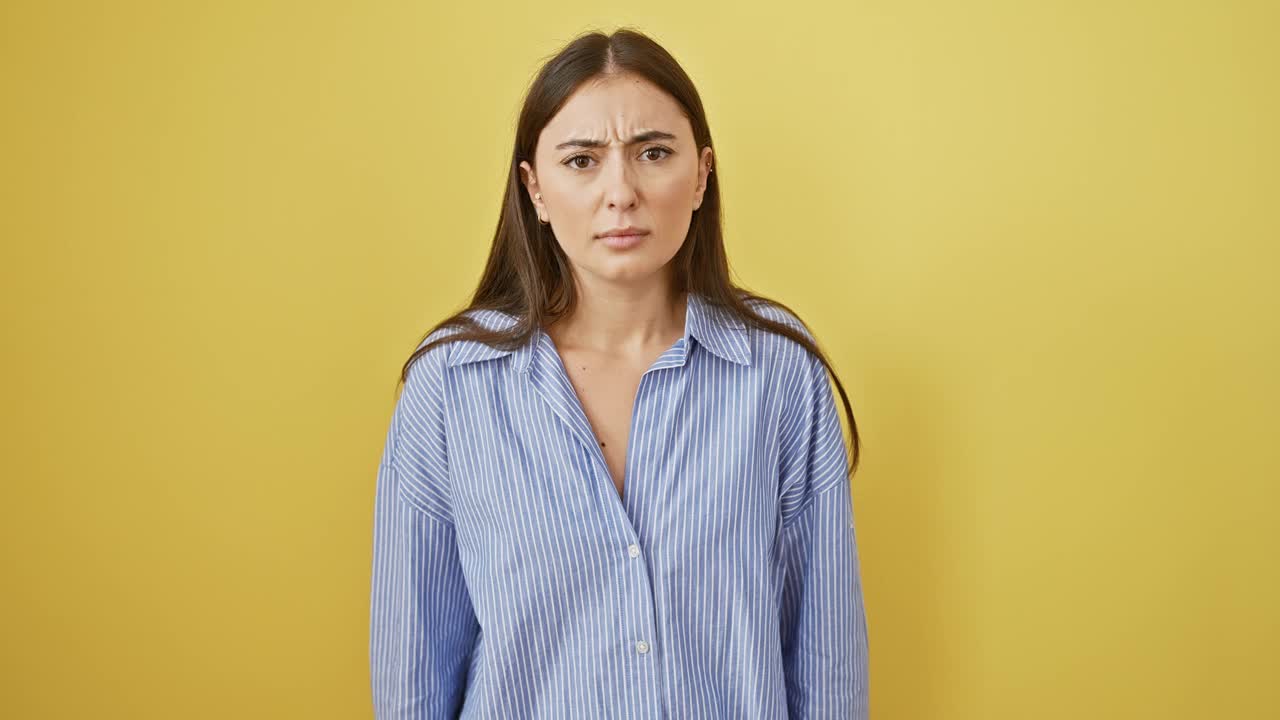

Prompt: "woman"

[370,28,869,719]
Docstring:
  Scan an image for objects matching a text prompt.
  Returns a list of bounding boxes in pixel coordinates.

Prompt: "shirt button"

[636,640,650,654]
[627,544,640,558]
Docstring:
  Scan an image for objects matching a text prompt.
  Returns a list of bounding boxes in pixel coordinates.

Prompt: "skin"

[518,71,714,499]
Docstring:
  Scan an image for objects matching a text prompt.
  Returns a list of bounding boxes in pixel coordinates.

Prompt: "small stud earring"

[534,192,548,224]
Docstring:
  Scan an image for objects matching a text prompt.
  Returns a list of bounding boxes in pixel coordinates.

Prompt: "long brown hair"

[399,27,861,477]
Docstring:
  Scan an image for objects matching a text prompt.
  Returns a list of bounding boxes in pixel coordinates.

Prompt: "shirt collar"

[444,291,752,372]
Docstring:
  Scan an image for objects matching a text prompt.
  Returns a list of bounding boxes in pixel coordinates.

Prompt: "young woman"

[370,28,869,719]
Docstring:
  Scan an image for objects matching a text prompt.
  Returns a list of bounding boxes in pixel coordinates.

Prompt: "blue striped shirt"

[370,291,869,719]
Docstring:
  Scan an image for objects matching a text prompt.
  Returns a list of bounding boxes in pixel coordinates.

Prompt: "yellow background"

[2,1,1276,718]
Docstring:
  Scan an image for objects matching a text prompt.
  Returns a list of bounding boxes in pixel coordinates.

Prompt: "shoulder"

[408,307,522,373]
[398,308,521,418]
[740,295,823,375]
[737,296,837,431]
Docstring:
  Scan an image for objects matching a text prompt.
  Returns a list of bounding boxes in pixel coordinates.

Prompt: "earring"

[534,192,549,224]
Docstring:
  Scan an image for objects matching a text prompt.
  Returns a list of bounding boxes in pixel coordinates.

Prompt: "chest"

[555,348,648,500]
[441,348,782,572]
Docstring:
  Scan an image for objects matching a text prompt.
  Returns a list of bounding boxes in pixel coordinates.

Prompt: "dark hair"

[399,27,861,476]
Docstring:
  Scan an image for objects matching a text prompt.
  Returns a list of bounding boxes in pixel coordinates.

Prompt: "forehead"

[540,73,688,145]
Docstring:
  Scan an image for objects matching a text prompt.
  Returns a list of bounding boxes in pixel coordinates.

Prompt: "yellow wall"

[2,1,1276,718]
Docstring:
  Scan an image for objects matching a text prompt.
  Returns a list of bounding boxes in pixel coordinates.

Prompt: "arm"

[370,342,479,719]
[777,349,870,719]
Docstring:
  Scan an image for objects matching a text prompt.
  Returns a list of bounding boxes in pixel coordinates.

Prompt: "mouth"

[597,231,650,249]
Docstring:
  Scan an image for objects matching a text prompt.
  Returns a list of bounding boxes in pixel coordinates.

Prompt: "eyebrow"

[554,130,677,151]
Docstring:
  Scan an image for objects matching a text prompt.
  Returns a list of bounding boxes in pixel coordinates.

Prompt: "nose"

[602,152,638,212]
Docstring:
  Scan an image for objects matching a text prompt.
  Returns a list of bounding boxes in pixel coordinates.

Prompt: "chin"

[586,254,669,282]
[593,264,663,284]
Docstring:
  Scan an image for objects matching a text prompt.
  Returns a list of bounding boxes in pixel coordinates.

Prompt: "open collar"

[444,291,751,372]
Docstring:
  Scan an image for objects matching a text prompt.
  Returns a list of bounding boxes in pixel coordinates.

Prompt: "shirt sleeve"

[776,347,870,719]
[369,339,479,719]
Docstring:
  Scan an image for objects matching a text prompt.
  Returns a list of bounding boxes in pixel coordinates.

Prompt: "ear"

[692,146,714,211]
[519,160,545,217]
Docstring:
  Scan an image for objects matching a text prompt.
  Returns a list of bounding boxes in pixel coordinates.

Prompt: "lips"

[596,227,650,239]
[598,231,649,250]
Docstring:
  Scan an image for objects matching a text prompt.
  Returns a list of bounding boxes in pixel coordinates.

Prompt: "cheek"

[553,190,596,223]
[650,173,695,207]
[649,177,696,234]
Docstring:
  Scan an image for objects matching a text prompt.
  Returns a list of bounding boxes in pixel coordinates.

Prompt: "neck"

[548,278,687,356]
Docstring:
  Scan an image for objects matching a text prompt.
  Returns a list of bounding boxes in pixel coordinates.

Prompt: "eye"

[642,146,674,161]
[562,146,675,170]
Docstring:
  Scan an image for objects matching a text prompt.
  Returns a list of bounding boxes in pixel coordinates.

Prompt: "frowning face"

[520,72,714,289]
